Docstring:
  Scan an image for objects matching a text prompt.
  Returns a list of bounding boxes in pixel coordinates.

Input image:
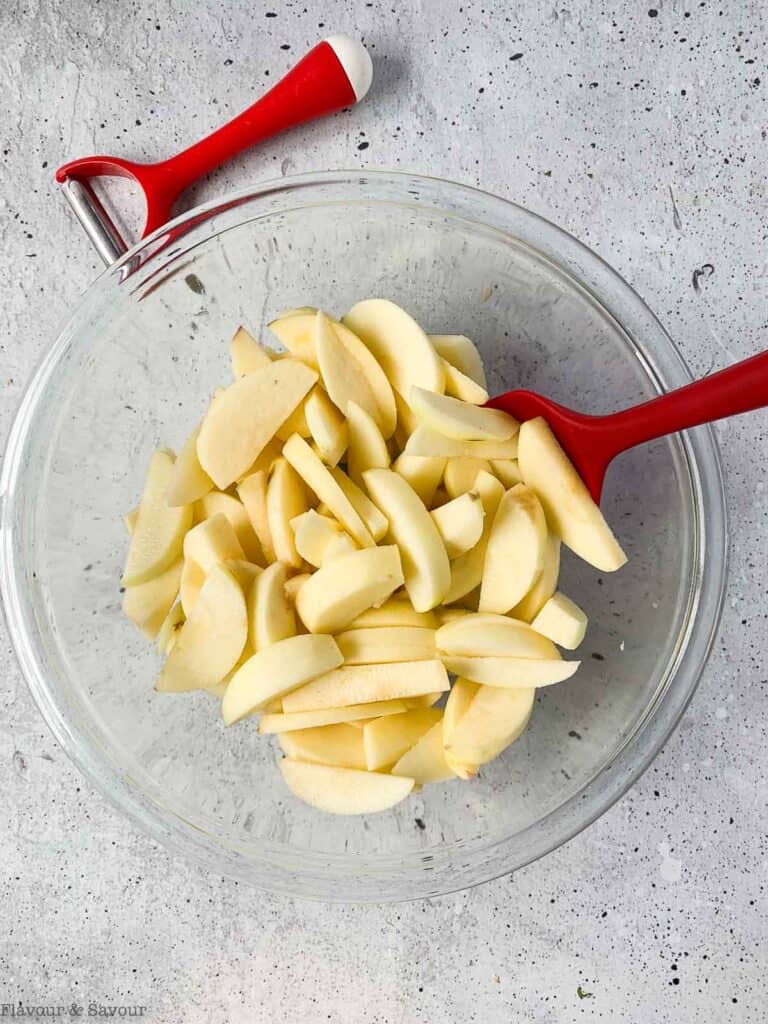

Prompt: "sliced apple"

[405,426,519,461]
[183,513,244,574]
[249,561,296,650]
[166,425,214,507]
[343,299,445,398]
[278,724,367,770]
[392,453,446,506]
[275,399,312,442]
[363,468,450,612]
[259,699,409,733]
[295,545,404,634]
[321,532,357,565]
[490,459,522,488]
[282,434,375,547]
[237,436,284,482]
[315,310,383,426]
[267,458,309,568]
[122,560,183,640]
[123,449,192,585]
[436,613,559,659]
[328,466,388,542]
[346,400,390,486]
[511,533,561,623]
[443,456,491,498]
[348,598,439,630]
[517,416,628,572]
[304,387,348,466]
[445,685,535,766]
[392,721,453,784]
[291,509,340,568]
[280,760,414,815]
[197,359,317,488]
[336,626,436,664]
[430,491,485,558]
[440,360,489,405]
[429,333,486,388]
[363,708,442,771]
[404,692,444,708]
[223,558,262,592]
[282,659,449,713]
[392,391,421,448]
[156,600,185,655]
[531,592,588,650]
[478,484,548,614]
[237,470,275,564]
[156,564,248,692]
[230,325,274,377]
[409,386,518,441]
[268,310,320,368]
[444,470,505,604]
[443,677,480,744]
[179,557,205,617]
[441,655,579,689]
[284,571,311,603]
[195,490,263,564]
[437,607,471,624]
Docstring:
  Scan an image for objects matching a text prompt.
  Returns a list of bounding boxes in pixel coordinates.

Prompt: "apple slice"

[156,564,248,693]
[531,592,588,650]
[517,416,628,572]
[122,560,182,640]
[295,545,404,634]
[440,360,489,405]
[328,466,388,541]
[222,633,343,723]
[223,559,262,592]
[437,607,471,624]
[259,699,409,733]
[282,434,375,547]
[363,468,450,612]
[443,457,491,499]
[320,532,358,565]
[275,399,312,442]
[230,325,274,377]
[123,449,192,585]
[249,561,296,650]
[392,453,446,506]
[282,659,449,713]
[179,558,205,617]
[268,309,320,368]
[511,533,561,623]
[195,490,263,564]
[405,426,519,461]
[280,760,414,815]
[445,685,535,766]
[392,392,421,448]
[430,491,485,558]
[291,509,341,567]
[436,613,558,659]
[166,425,214,507]
[363,708,442,771]
[267,458,309,569]
[392,721,453,784]
[304,387,348,466]
[237,470,275,564]
[279,724,367,770]
[346,401,390,486]
[444,471,505,604]
[478,484,548,613]
[237,436,283,482]
[348,598,439,630]
[336,626,436,664]
[284,572,311,603]
[197,359,317,488]
[443,677,480,744]
[183,513,244,574]
[490,459,522,488]
[409,386,518,441]
[156,600,185,655]
[428,333,486,388]
[315,310,383,426]
[441,655,579,689]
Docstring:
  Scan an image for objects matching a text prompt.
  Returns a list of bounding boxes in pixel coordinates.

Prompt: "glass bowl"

[0,171,727,902]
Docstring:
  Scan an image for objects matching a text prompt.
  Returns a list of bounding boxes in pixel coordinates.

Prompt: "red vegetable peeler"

[55,35,372,264]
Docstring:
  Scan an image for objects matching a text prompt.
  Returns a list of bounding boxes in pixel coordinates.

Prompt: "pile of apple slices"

[121,300,627,816]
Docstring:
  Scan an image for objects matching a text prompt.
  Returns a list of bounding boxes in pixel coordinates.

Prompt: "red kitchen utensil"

[55,35,372,263]
[489,349,768,502]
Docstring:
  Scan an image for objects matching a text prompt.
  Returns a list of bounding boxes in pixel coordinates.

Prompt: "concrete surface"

[1,1,766,1021]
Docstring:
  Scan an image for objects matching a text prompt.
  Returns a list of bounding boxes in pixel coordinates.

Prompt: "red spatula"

[488,349,768,502]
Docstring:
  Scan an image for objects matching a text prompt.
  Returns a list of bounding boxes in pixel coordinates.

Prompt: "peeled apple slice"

[430,491,485,558]
[279,724,367,770]
[328,466,388,542]
[445,685,535,766]
[392,721,453,784]
[443,677,480,744]
[315,310,382,428]
[166,425,214,507]
[511,533,561,623]
[156,564,248,693]
[409,386,518,441]
[268,310,320,368]
[223,559,262,592]
[304,387,348,466]
[428,333,486,388]
[280,760,415,815]
[441,655,579,689]
[275,399,312,442]
[195,490,263,564]
[282,659,450,713]
[123,449,192,586]
[249,561,296,650]
[183,513,244,574]
[222,633,343,723]
[291,509,341,568]
[320,532,357,565]
[295,545,404,634]
[405,426,519,461]
[363,708,442,771]
[517,416,628,572]
[490,459,522,488]
[440,360,489,405]
[122,560,182,640]
[346,400,390,485]
[156,600,185,655]
[230,325,273,377]
[336,627,436,664]
[392,453,446,507]
[343,299,445,398]
[531,592,588,650]
[443,457,491,498]
[197,359,317,488]
[284,572,311,603]
[444,470,505,604]
[237,470,275,564]
[478,484,548,614]
[267,458,309,568]
[363,468,450,612]
[259,699,409,734]
[179,558,205,617]
[349,598,439,630]
[436,613,559,659]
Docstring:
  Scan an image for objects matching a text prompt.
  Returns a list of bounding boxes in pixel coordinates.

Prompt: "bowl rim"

[0,169,728,901]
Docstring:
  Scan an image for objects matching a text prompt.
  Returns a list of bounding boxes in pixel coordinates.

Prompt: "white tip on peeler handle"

[325,35,374,102]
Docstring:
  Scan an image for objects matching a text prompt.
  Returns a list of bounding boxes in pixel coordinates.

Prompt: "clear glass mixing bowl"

[0,172,727,901]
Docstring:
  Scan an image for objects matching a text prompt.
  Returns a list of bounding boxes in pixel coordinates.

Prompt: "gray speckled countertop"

[1,2,766,1021]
